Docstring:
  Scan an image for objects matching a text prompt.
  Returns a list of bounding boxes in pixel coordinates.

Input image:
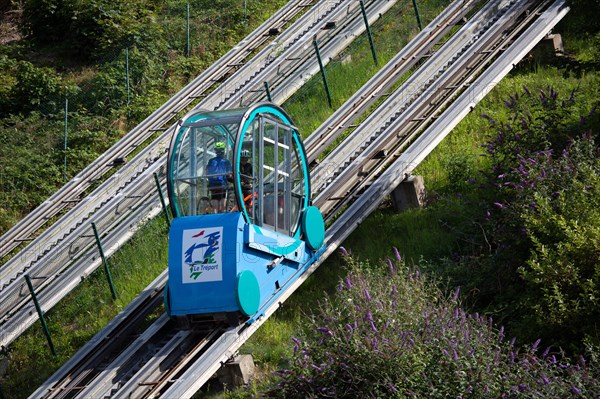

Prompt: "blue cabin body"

[165,103,325,324]
[167,212,320,321]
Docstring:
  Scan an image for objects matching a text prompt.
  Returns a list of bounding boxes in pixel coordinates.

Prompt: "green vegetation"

[0,0,287,234]
[268,255,600,398]
[1,0,600,398]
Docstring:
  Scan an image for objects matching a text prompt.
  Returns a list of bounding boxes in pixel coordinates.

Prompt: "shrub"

[267,252,600,398]
[0,58,74,116]
[22,0,167,60]
[441,86,599,351]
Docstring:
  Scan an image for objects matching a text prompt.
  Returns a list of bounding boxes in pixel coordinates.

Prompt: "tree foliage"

[22,0,166,59]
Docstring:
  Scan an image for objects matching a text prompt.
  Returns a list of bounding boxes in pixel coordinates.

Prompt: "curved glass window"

[238,114,306,237]
[170,120,237,216]
[168,103,310,237]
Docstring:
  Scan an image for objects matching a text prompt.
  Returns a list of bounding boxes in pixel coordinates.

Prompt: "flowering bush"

[478,87,600,348]
[435,86,599,351]
[267,252,600,398]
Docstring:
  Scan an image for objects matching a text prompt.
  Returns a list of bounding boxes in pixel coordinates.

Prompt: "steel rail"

[29,270,168,399]
[214,0,397,109]
[310,0,526,195]
[1,0,364,347]
[313,0,544,216]
[303,0,481,164]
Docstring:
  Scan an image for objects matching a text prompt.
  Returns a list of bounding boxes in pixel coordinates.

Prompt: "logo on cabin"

[181,227,223,283]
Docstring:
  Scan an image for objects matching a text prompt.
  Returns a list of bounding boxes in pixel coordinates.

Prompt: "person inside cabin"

[207,141,232,212]
[239,149,254,208]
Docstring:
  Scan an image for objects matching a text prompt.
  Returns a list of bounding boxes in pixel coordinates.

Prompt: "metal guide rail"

[0,0,314,261]
[310,0,526,193]
[0,0,393,348]
[31,1,569,397]
[303,0,482,163]
[313,0,558,218]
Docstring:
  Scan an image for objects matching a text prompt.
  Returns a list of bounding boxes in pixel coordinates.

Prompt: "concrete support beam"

[216,354,255,387]
[390,175,426,211]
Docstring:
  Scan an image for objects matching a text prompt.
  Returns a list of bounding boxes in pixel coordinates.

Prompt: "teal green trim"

[237,270,260,316]
[302,206,325,250]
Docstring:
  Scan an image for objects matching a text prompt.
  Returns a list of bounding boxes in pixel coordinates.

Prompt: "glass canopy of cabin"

[167,103,310,238]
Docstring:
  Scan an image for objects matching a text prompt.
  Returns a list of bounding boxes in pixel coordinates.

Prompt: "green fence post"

[186,2,191,57]
[125,47,130,107]
[91,223,117,300]
[412,0,423,31]
[154,172,171,228]
[360,0,378,66]
[264,81,273,102]
[313,39,332,108]
[63,97,68,183]
[24,275,56,356]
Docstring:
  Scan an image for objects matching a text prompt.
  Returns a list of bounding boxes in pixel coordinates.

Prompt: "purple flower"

[541,374,551,385]
[393,247,402,262]
[452,349,459,361]
[571,385,582,395]
[364,288,372,302]
[542,346,550,357]
[387,258,395,275]
[452,287,460,302]
[345,276,353,289]
[339,246,349,256]
[387,383,398,393]
[532,338,541,350]
[316,327,333,337]
[292,337,300,355]
[518,384,528,392]
[493,202,506,209]
[369,320,378,333]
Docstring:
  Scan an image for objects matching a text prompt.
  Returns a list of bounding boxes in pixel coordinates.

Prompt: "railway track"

[0,0,313,262]
[313,0,554,218]
[0,0,397,348]
[30,0,570,397]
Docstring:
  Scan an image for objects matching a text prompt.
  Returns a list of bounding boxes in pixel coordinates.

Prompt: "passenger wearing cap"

[206,141,232,212]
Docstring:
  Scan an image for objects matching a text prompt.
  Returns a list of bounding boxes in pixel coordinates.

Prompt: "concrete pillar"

[531,33,564,63]
[390,175,426,212]
[216,354,255,387]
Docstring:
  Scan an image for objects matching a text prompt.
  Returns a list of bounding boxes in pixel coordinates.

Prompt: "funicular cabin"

[165,103,325,324]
